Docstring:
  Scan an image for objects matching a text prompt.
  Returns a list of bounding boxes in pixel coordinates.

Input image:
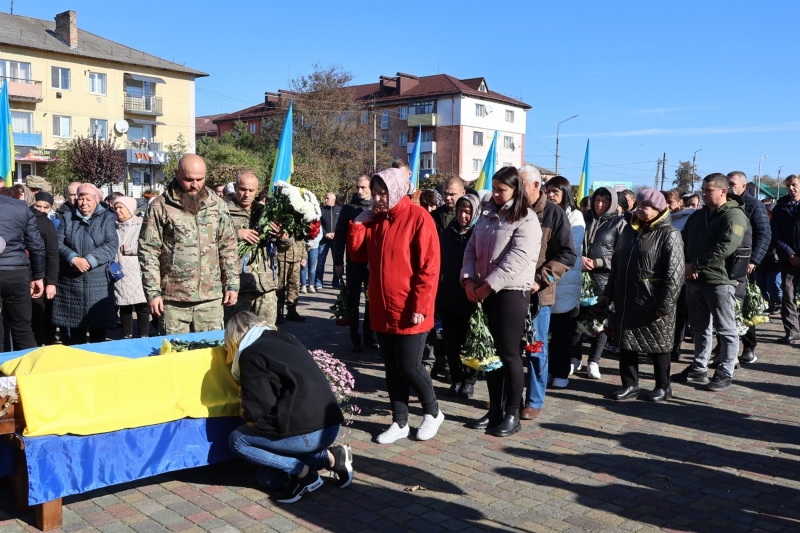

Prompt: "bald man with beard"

[139,154,239,334]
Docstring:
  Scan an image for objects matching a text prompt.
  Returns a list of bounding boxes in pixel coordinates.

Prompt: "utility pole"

[654,159,661,189]
[777,165,785,199]
[660,153,667,189]
[691,149,702,193]
[372,97,377,172]
[555,114,578,176]
[756,155,768,196]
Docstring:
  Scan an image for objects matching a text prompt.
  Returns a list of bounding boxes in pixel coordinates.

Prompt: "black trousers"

[439,309,478,385]
[376,331,439,426]
[484,290,529,410]
[120,303,150,338]
[780,265,800,337]
[346,262,373,345]
[619,349,670,390]
[0,269,37,351]
[671,285,688,358]
[68,328,107,345]
[549,312,576,380]
[31,294,56,346]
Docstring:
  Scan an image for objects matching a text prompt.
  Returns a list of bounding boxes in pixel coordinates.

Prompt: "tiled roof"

[196,114,225,135]
[0,12,207,76]
[213,103,284,124]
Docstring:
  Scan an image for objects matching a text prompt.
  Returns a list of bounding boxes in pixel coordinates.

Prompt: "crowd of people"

[2,156,800,503]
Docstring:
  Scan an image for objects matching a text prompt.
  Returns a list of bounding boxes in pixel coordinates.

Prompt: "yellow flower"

[159,340,172,355]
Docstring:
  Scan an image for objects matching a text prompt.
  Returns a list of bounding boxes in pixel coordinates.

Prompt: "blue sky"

[17,0,800,186]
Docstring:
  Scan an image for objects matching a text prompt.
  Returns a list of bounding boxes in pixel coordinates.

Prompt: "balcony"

[408,113,437,127]
[124,95,163,116]
[2,77,43,103]
[13,131,42,147]
[406,141,437,155]
[125,140,162,151]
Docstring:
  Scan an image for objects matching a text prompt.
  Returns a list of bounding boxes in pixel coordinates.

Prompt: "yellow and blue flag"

[409,125,422,190]
[0,80,15,187]
[270,100,293,189]
[474,131,497,191]
[576,139,590,203]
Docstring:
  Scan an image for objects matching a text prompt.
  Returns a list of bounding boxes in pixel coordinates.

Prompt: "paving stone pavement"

[1,264,799,532]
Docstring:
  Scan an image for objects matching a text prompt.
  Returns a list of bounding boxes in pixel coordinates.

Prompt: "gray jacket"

[114,216,147,306]
[461,199,542,292]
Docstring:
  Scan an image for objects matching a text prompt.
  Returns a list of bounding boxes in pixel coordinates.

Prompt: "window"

[475,104,486,117]
[398,133,408,147]
[505,110,514,123]
[125,80,152,98]
[421,153,433,169]
[52,115,71,137]
[400,106,408,119]
[51,66,70,90]
[504,136,514,149]
[478,81,487,92]
[421,130,433,142]
[361,111,368,123]
[411,101,434,115]
[128,124,154,143]
[380,134,389,147]
[89,118,107,139]
[472,159,483,172]
[0,60,31,81]
[89,72,106,95]
[473,131,483,146]
[249,122,257,134]
[11,111,32,133]
[380,110,389,129]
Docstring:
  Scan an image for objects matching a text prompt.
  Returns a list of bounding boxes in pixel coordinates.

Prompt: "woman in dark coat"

[437,193,480,399]
[599,189,684,402]
[30,192,60,346]
[574,187,627,379]
[52,184,119,344]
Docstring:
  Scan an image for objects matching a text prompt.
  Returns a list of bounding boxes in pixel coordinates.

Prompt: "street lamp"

[691,149,702,193]
[777,164,785,199]
[756,155,768,196]
[555,114,578,176]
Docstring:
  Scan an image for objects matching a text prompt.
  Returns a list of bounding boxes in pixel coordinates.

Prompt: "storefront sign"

[15,147,57,162]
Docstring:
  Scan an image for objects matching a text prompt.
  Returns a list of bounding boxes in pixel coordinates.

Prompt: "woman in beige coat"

[113,197,150,338]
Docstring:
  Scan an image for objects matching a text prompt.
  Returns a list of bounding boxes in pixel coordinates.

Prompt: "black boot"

[286,306,306,322]
[489,408,520,437]
[644,386,672,402]
[469,405,503,430]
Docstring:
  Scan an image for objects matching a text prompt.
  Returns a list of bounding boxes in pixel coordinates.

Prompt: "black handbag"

[85,227,125,283]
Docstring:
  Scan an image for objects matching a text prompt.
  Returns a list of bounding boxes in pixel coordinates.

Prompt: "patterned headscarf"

[373,168,409,210]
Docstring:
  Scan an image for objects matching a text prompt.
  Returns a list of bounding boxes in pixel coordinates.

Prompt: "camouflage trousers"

[162,299,224,335]
[224,290,278,328]
[277,260,301,307]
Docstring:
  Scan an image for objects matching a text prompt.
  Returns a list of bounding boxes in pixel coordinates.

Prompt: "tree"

[759,174,777,187]
[70,137,127,187]
[43,139,79,197]
[161,133,189,182]
[673,160,695,193]
[196,131,271,187]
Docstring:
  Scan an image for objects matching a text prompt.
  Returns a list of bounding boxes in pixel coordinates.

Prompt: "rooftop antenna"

[10,0,13,14]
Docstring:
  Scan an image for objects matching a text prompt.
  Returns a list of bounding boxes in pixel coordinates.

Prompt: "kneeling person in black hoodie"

[226,312,354,503]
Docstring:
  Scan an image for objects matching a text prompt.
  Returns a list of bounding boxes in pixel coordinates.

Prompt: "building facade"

[1,10,206,196]
[212,73,530,183]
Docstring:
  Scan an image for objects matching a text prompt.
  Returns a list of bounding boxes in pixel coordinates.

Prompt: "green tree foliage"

[43,139,79,197]
[673,160,696,193]
[162,133,189,182]
[196,129,271,187]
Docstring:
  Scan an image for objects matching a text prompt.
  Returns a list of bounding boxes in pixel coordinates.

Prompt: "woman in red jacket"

[348,168,443,444]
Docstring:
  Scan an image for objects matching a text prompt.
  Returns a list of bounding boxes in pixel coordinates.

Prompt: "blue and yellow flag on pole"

[270,100,293,189]
[474,131,497,191]
[0,80,15,187]
[576,139,590,203]
[409,125,422,190]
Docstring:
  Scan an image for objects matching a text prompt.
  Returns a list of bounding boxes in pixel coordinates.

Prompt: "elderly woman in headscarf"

[112,196,149,338]
[347,167,443,444]
[52,183,119,344]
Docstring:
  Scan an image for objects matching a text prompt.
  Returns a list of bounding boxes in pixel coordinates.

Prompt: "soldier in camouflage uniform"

[276,235,307,323]
[225,172,279,327]
[139,154,239,334]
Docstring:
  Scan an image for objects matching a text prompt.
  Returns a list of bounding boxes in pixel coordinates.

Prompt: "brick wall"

[435,124,461,175]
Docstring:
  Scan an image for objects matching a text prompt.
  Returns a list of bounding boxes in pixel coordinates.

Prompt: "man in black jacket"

[0,191,46,351]
[334,175,376,351]
[316,192,341,290]
[727,171,771,361]
[430,176,466,234]
[771,174,800,344]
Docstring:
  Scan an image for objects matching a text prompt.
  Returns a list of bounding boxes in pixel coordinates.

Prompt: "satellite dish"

[485,105,493,114]
[115,120,129,134]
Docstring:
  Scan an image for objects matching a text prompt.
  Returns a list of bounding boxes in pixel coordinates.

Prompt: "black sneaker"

[740,348,757,364]
[707,370,732,392]
[459,382,474,399]
[446,382,462,397]
[329,445,354,488]
[273,471,323,503]
[671,365,709,384]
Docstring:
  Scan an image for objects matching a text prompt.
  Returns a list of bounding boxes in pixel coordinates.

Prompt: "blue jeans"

[300,247,319,287]
[524,305,551,409]
[315,240,339,288]
[229,424,339,488]
[754,269,782,306]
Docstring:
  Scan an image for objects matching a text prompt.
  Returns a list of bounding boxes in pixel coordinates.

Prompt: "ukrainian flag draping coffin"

[0,344,240,437]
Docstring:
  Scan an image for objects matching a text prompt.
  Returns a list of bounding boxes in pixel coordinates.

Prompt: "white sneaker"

[308,286,316,293]
[376,422,409,444]
[552,377,569,388]
[588,362,602,379]
[416,410,445,441]
[570,358,582,375]
[299,286,307,294]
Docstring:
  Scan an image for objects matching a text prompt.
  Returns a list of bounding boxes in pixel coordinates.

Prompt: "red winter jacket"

[347,196,440,335]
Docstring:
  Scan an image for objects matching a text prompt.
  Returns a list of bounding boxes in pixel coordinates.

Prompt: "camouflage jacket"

[276,237,306,263]
[226,199,277,294]
[139,181,239,302]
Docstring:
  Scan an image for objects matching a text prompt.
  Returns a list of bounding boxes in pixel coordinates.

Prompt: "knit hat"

[113,196,138,218]
[34,191,54,206]
[635,189,667,211]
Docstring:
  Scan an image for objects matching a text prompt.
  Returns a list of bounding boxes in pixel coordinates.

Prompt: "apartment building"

[211,72,530,182]
[0,10,206,195]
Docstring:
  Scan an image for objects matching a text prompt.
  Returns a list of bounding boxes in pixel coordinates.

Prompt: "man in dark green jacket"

[673,173,748,392]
